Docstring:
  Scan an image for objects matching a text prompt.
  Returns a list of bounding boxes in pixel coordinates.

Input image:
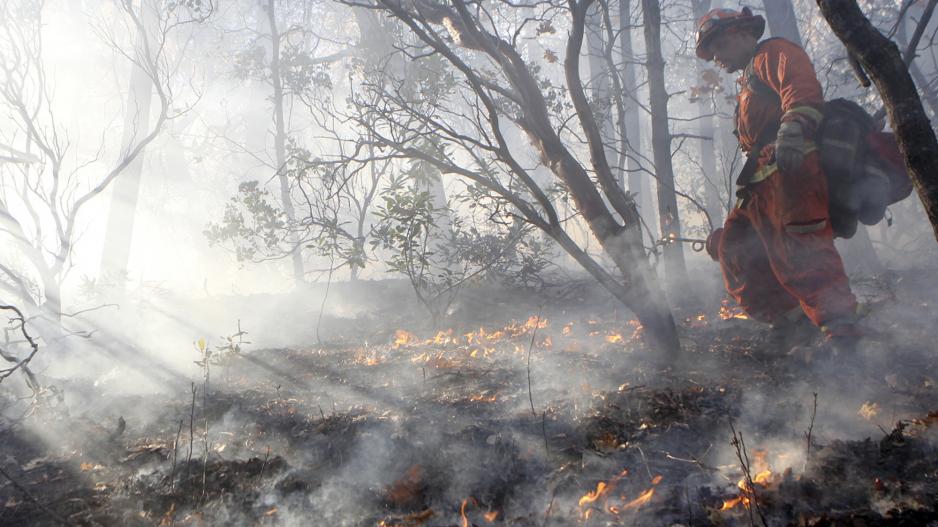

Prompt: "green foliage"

[281,45,333,94]
[370,169,462,325]
[371,174,438,278]
[232,43,267,82]
[166,0,209,13]
[204,181,287,262]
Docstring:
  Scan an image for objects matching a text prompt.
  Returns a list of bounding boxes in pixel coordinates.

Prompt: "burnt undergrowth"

[1,271,938,526]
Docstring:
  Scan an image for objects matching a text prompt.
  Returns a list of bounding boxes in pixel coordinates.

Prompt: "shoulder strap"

[735,39,786,193]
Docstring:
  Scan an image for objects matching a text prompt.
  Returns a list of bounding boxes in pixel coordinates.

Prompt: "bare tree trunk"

[370,0,682,356]
[762,0,802,45]
[691,0,722,228]
[817,0,938,243]
[895,3,938,124]
[641,0,688,290]
[617,0,647,233]
[99,0,154,282]
[586,4,617,186]
[267,0,305,284]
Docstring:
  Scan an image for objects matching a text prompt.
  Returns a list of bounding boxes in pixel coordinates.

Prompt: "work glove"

[705,227,723,262]
[775,120,805,173]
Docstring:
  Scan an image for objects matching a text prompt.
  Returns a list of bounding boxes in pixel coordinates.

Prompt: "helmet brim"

[695,16,766,61]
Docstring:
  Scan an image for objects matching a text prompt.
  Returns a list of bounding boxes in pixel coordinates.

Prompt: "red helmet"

[695,6,766,61]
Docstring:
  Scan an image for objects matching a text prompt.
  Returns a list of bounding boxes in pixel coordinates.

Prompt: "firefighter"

[695,7,861,351]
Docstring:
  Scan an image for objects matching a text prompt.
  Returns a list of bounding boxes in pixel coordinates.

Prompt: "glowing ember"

[483,511,498,522]
[469,393,498,403]
[605,333,624,344]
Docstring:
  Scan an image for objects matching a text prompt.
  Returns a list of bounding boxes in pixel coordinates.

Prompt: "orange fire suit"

[716,38,857,332]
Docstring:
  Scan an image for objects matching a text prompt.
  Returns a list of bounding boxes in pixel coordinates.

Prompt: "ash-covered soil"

[2,270,938,526]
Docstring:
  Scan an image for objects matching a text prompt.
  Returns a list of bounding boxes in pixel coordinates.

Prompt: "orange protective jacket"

[717,38,857,332]
[736,38,824,162]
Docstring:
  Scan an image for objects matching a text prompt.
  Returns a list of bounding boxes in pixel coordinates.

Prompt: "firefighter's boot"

[761,309,818,355]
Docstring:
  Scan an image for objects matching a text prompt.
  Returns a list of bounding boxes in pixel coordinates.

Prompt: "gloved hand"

[775,120,805,173]
[705,227,723,262]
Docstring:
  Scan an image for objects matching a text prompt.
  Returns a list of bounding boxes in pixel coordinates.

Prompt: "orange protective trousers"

[717,151,857,327]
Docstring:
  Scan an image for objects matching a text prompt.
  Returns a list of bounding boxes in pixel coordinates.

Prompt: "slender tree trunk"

[817,0,938,243]
[586,4,617,187]
[691,0,722,229]
[762,0,802,45]
[896,5,938,124]
[267,0,305,284]
[100,0,154,282]
[617,0,645,226]
[374,0,681,356]
[641,0,688,290]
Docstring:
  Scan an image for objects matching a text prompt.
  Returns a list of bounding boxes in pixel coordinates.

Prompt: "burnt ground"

[2,269,938,526]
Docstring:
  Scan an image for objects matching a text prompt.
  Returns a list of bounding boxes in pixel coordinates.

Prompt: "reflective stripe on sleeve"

[785,219,827,234]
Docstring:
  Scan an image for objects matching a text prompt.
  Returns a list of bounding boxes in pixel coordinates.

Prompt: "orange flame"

[459,498,473,527]
[483,511,498,522]
[605,333,624,344]
[720,496,748,510]
[723,450,776,512]
[719,299,750,320]
[578,469,629,517]
[622,475,663,511]
[393,329,418,348]
[578,481,609,508]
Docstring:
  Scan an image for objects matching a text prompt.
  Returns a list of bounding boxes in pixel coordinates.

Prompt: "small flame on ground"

[720,496,748,510]
[483,510,498,522]
[623,475,663,511]
[722,450,776,512]
[459,499,469,527]
[393,329,418,348]
[719,299,750,320]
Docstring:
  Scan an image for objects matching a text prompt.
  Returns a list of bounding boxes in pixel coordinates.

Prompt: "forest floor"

[2,268,938,526]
